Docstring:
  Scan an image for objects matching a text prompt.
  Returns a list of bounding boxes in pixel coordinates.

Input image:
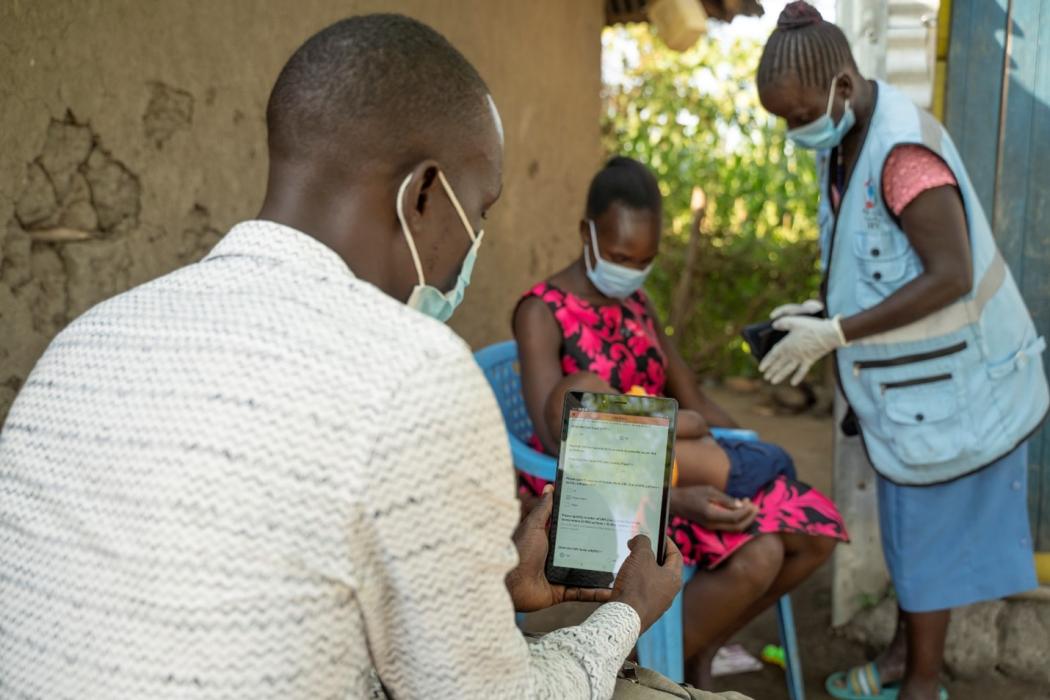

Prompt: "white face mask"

[395,171,483,323]
[583,219,652,299]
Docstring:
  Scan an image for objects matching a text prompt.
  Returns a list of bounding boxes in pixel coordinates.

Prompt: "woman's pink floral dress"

[518,281,848,569]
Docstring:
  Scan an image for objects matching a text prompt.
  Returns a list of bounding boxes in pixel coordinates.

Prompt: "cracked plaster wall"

[0,0,604,422]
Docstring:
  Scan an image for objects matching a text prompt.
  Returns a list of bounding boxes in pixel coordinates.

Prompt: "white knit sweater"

[0,220,640,699]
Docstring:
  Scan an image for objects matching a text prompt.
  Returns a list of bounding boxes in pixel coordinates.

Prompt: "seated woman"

[514,156,848,688]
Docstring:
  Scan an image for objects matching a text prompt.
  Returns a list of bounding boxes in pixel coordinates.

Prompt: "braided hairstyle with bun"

[757,1,857,90]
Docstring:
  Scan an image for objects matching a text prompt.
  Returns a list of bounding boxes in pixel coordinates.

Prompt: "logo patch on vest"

[863,178,881,230]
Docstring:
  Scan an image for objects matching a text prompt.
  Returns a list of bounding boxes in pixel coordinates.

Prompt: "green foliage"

[602,25,822,378]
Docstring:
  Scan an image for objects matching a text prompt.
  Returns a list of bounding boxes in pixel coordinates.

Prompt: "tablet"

[545,391,677,589]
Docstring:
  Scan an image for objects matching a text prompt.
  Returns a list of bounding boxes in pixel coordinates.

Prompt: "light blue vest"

[819,81,1048,485]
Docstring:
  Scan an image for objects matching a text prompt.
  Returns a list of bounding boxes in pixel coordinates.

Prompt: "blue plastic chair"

[475,340,804,700]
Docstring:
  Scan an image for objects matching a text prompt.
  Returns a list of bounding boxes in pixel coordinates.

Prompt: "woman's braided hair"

[757,1,857,90]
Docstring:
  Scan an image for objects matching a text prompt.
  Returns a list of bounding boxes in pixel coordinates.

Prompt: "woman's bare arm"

[840,185,972,341]
[513,297,567,454]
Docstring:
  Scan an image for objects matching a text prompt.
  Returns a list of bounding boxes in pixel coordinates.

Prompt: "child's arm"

[542,371,616,446]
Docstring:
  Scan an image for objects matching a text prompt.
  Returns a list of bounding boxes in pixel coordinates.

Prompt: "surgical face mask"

[396,170,484,323]
[583,219,652,299]
[787,75,856,151]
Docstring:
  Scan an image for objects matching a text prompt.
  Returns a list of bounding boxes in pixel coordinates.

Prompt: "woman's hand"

[670,485,759,532]
[770,299,824,319]
[506,486,614,613]
[759,314,848,386]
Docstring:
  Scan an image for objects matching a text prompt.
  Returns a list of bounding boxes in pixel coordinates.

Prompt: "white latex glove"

[759,314,848,386]
[770,299,825,320]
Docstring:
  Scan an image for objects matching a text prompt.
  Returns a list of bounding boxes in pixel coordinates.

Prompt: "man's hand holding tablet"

[507,484,682,632]
[610,533,683,632]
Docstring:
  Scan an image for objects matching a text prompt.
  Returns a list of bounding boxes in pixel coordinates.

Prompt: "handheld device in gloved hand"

[740,311,823,363]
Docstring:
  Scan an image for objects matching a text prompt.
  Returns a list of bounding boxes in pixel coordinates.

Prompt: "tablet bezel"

[544,390,677,589]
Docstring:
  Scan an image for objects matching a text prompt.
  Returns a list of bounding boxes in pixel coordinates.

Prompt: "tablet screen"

[551,406,671,578]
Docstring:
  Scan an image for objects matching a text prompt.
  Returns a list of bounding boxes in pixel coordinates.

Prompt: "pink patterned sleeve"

[882,145,959,216]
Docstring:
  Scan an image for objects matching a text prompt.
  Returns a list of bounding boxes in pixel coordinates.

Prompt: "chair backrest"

[474,340,536,444]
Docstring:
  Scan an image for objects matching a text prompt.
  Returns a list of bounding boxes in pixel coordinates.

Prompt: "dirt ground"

[528,385,1048,700]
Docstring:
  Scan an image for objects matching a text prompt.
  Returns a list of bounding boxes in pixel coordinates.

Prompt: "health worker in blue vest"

[753,3,1048,700]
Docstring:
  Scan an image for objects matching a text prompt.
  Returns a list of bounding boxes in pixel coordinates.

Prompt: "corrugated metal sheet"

[837,0,939,109]
[886,0,939,108]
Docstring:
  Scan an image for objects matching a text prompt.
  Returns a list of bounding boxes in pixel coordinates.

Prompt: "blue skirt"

[877,442,1038,612]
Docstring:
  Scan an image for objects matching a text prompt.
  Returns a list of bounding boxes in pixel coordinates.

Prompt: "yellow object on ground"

[1036,553,1050,585]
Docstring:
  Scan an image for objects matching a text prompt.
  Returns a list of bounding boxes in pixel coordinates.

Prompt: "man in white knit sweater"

[0,13,747,700]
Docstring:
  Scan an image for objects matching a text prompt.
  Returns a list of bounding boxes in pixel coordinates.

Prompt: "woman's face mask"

[584,219,652,299]
[396,171,483,323]
[787,75,856,151]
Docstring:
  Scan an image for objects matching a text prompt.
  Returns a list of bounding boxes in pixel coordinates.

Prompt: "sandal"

[825,663,949,700]
[826,663,895,699]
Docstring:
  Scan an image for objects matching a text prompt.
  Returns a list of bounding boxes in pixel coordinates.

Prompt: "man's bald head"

[266,13,492,174]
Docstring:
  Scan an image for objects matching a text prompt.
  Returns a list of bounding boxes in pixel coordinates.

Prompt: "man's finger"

[523,490,554,527]
[627,534,652,551]
[662,537,683,573]
[626,534,655,562]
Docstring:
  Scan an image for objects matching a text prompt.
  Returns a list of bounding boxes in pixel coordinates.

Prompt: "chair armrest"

[509,435,558,482]
[709,427,759,442]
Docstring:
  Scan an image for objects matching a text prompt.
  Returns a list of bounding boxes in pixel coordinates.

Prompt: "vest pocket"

[987,335,1046,379]
[881,373,969,465]
[853,233,911,309]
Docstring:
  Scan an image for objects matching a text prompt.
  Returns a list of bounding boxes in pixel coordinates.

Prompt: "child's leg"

[674,436,732,490]
[676,409,709,439]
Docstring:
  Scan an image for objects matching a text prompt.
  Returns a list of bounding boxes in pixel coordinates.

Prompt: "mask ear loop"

[437,170,481,244]
[826,73,849,120]
[585,219,603,271]
[396,173,427,286]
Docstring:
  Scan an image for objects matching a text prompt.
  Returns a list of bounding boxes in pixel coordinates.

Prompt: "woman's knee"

[809,534,837,563]
[783,532,837,565]
[725,535,784,596]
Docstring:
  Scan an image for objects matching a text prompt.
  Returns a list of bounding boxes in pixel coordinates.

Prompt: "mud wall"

[0,0,604,421]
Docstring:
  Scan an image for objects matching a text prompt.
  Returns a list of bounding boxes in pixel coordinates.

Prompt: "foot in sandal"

[825,662,948,700]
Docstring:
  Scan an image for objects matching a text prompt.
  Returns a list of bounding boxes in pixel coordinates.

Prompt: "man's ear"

[399,160,442,231]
